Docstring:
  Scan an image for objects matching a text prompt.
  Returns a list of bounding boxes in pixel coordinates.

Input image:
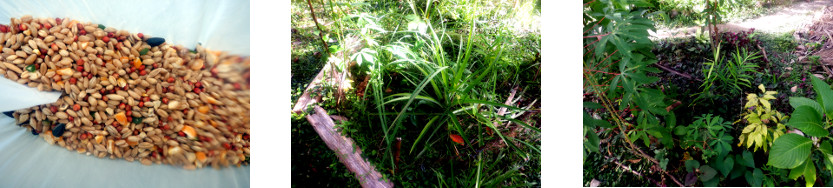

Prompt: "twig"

[756,43,770,63]
[653,63,703,82]
[584,70,685,187]
[605,155,662,186]
[305,0,329,49]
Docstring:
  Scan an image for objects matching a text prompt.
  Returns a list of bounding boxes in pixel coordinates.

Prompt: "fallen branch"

[306,105,393,188]
[605,155,662,186]
[653,63,703,82]
[756,44,770,63]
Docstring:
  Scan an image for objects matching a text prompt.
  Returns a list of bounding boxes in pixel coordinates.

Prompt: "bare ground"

[649,0,833,40]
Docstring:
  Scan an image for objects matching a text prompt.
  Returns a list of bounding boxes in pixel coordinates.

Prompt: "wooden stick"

[305,0,329,49]
[306,105,394,188]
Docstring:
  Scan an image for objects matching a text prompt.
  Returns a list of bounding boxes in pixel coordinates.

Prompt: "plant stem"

[306,0,330,50]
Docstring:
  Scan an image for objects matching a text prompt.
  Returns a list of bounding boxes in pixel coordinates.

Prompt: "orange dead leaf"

[449,134,464,145]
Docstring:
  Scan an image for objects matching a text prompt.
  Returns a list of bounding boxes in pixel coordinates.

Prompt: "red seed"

[167,116,173,122]
[133,130,139,135]
[125,110,131,116]
[139,70,147,76]
[76,65,84,72]
[55,18,62,25]
[43,23,51,30]
[102,36,109,43]
[102,96,108,102]
[223,143,231,150]
[194,82,202,88]
[79,29,86,35]
[193,88,201,94]
[118,35,126,41]
[119,103,126,109]
[80,133,87,140]
[77,59,84,65]
[0,25,7,33]
[178,131,185,137]
[127,116,132,123]
[152,63,159,69]
[18,24,27,31]
[37,24,42,30]
[50,106,58,113]
[233,83,242,90]
[69,77,77,84]
[162,97,169,104]
[82,72,88,77]
[73,35,78,42]
[167,77,174,83]
[73,104,80,111]
[68,116,74,122]
[139,101,144,107]
[137,33,144,39]
[162,124,170,130]
[107,32,115,38]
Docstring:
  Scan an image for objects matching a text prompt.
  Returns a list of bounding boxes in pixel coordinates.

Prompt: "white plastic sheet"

[0,0,250,187]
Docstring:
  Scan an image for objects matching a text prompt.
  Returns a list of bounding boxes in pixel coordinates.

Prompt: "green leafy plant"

[676,114,733,163]
[693,45,759,105]
[738,84,788,152]
[766,74,833,187]
[584,0,684,186]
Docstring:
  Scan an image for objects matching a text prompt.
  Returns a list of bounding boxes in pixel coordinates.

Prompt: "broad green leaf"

[715,156,734,177]
[585,127,600,153]
[810,75,833,117]
[685,160,700,172]
[789,97,824,116]
[745,168,763,187]
[820,141,833,168]
[788,155,816,187]
[767,133,813,169]
[699,165,717,182]
[742,150,755,168]
[786,106,828,137]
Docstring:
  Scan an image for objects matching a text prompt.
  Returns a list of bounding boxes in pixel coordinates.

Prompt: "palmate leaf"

[768,133,813,169]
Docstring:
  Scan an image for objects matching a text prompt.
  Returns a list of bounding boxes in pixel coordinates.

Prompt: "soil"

[650,0,833,39]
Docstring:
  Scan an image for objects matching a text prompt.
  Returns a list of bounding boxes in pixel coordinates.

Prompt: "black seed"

[146,37,165,47]
[2,111,13,117]
[52,123,66,137]
[31,129,39,135]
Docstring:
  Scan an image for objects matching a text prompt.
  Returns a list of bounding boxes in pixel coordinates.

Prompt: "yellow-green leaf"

[761,99,772,111]
[758,84,766,93]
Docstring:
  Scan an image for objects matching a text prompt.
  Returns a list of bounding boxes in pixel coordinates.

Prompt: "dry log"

[306,105,393,188]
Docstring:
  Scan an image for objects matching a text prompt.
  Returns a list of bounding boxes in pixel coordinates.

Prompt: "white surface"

[0,0,250,187]
[0,116,250,188]
[0,77,61,112]
[0,0,251,55]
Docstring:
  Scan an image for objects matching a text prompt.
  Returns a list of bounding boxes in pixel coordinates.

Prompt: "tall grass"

[315,0,541,186]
